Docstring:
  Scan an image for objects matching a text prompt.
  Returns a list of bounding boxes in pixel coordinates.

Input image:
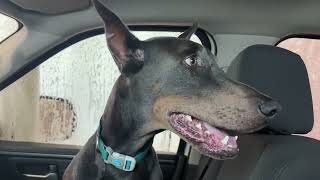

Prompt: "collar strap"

[96,125,148,171]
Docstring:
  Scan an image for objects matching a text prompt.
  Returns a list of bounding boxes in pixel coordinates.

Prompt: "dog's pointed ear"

[92,0,144,74]
[178,23,198,40]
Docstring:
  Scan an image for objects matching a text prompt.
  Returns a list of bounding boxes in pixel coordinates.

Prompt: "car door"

[0,16,212,180]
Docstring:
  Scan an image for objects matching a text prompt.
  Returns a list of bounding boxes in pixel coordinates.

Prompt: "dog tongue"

[203,122,226,139]
[169,113,238,149]
[203,121,238,148]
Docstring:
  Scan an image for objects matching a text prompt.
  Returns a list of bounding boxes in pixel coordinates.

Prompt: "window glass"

[0,31,202,154]
[278,38,320,139]
[0,13,19,42]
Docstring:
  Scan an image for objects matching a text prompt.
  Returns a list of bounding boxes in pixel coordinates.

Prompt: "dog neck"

[99,76,156,157]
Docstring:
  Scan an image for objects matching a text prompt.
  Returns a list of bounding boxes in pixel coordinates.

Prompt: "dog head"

[93,0,281,159]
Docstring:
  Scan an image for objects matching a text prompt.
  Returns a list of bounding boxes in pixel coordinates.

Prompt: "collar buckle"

[104,146,136,171]
[96,135,137,171]
[103,146,137,171]
[109,152,137,171]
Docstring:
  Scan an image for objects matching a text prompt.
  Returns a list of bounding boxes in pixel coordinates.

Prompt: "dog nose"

[258,100,282,118]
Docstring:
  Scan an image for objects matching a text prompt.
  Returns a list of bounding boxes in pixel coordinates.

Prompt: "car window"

[0,31,202,154]
[0,13,19,42]
[278,38,320,140]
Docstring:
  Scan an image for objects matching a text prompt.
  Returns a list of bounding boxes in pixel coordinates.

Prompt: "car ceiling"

[10,0,90,14]
[8,0,320,36]
[0,0,320,90]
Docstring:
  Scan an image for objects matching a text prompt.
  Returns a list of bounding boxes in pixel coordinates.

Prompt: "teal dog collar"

[96,125,148,171]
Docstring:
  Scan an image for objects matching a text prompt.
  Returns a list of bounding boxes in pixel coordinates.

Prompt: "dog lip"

[167,111,237,133]
[167,110,268,134]
[167,111,239,159]
[167,111,239,135]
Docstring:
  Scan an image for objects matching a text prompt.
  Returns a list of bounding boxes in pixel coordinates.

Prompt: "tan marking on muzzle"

[153,92,267,132]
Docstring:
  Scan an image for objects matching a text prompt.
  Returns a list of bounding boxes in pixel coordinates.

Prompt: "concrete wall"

[0,69,40,142]
[0,14,40,142]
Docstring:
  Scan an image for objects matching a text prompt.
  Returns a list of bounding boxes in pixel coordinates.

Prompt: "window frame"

[0,13,23,44]
[0,25,214,91]
[275,34,320,46]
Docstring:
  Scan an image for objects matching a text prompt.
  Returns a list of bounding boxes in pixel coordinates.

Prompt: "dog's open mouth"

[168,112,239,159]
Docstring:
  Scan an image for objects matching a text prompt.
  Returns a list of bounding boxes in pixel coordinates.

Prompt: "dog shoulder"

[63,135,105,180]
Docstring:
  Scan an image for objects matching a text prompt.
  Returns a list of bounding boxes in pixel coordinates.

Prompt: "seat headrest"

[227,45,313,134]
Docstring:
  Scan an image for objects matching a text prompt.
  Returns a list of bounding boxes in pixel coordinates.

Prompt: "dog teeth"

[185,115,192,122]
[235,136,238,140]
[221,136,229,145]
[195,123,202,130]
[227,144,233,148]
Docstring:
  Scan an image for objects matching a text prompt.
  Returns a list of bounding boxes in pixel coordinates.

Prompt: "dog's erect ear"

[92,0,144,74]
[178,23,198,40]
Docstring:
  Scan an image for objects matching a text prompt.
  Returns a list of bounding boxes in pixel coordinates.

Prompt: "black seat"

[196,45,320,180]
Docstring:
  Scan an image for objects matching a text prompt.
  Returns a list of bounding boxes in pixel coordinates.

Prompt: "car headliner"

[0,0,319,90]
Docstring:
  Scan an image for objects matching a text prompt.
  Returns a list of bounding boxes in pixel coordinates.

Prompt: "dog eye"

[185,56,197,66]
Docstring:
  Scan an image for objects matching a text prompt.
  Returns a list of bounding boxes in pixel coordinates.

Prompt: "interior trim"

[0,13,23,44]
[275,33,320,46]
[0,151,177,164]
[0,151,75,159]
[9,0,91,15]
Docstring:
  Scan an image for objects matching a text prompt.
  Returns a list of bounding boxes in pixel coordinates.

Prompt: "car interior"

[188,45,319,180]
[0,0,319,180]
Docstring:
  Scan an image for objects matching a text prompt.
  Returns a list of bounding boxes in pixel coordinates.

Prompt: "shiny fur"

[63,0,280,179]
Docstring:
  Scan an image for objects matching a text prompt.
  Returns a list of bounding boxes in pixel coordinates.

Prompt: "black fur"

[63,0,280,179]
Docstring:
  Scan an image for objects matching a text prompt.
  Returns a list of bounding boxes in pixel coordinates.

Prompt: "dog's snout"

[258,100,281,118]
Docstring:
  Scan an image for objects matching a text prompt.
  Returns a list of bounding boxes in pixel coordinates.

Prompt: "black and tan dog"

[63,0,281,179]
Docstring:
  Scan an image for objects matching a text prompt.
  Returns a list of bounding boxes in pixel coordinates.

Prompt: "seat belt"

[172,140,187,180]
[197,156,223,180]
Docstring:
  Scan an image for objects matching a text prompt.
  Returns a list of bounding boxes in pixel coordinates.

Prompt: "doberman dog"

[63,0,281,179]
